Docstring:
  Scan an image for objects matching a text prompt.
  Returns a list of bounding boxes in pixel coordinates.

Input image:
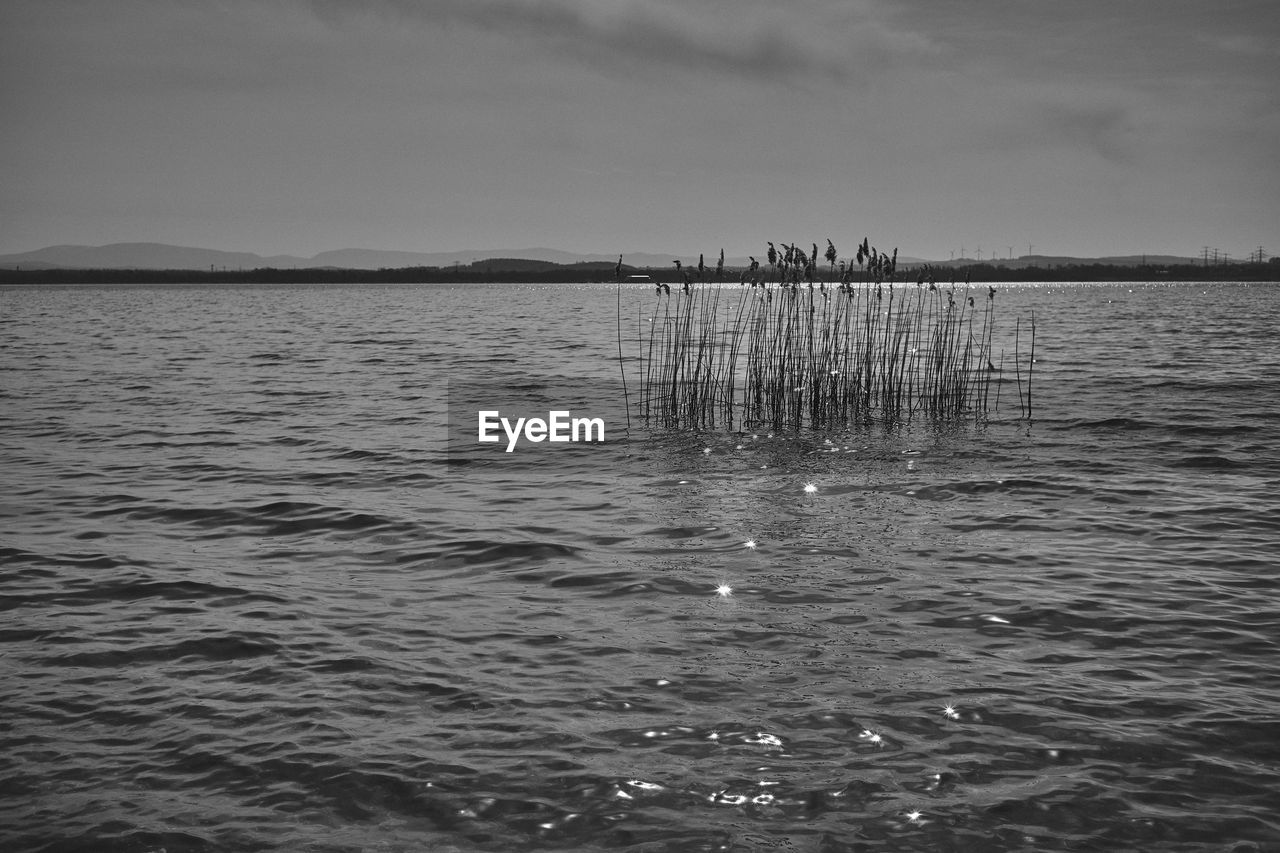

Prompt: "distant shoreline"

[2,261,1277,285]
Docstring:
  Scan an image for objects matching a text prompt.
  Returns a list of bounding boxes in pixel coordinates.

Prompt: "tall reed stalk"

[630,240,1033,431]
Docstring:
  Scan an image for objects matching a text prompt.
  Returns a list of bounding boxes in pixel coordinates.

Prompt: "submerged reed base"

[627,240,1035,433]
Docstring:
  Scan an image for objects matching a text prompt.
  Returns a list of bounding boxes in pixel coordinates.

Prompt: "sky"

[2,0,1277,262]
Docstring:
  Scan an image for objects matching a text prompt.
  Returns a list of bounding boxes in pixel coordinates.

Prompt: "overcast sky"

[3,0,1277,261]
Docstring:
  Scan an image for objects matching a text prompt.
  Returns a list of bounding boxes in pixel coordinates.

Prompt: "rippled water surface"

[3,281,1279,852]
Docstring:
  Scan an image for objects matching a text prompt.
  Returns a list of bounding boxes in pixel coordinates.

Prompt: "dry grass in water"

[628,239,1035,432]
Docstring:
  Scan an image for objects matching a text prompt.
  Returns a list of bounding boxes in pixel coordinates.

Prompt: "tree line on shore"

[3,258,1277,285]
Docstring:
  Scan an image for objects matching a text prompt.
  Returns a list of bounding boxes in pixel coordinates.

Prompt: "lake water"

[2,280,1278,852]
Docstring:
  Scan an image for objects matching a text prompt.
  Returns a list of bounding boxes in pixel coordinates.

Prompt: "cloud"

[1020,100,1141,165]
[306,0,932,86]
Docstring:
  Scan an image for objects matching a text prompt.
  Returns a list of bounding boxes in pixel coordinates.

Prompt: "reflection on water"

[2,281,1278,851]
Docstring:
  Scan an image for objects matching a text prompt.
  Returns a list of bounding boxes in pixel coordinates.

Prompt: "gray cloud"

[3,0,1276,258]
[1027,101,1141,165]
[307,0,899,85]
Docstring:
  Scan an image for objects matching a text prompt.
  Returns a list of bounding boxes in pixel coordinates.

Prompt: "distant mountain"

[0,242,1205,273]
[0,243,308,270]
[923,254,1198,268]
[0,243,709,271]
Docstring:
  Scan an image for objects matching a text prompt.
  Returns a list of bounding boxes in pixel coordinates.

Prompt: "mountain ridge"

[0,243,698,271]
[0,242,1204,271]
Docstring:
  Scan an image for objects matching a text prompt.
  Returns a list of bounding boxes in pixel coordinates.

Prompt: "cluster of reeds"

[627,239,1034,432]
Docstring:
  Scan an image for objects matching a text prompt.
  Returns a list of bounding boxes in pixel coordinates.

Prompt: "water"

[2,281,1278,852]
